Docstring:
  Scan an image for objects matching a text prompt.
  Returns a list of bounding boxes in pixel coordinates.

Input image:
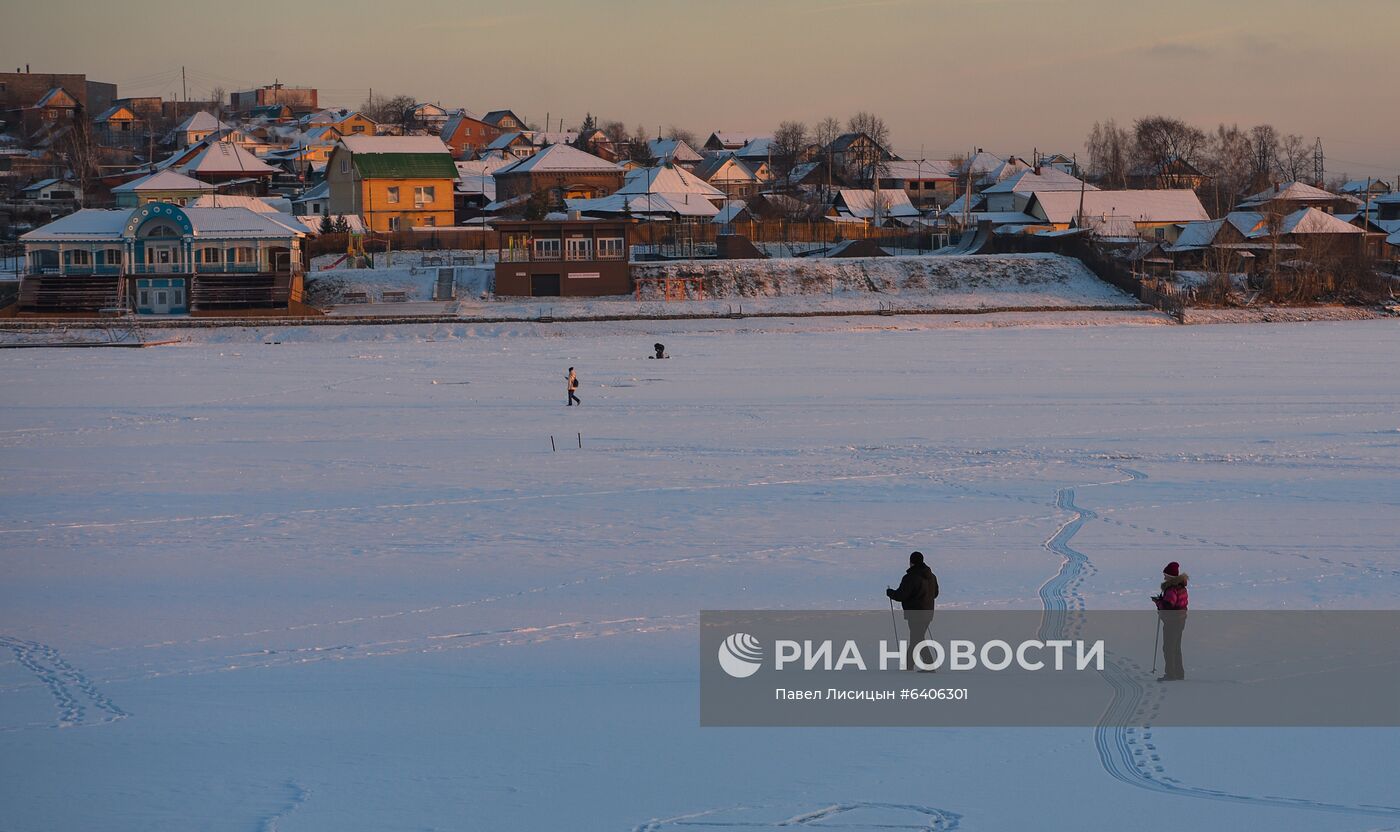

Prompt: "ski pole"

[1151,616,1161,673]
[889,596,900,645]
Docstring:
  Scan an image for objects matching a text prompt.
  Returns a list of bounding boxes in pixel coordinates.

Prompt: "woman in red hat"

[1152,561,1189,681]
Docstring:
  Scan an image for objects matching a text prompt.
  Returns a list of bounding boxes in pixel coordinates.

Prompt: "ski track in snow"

[258,780,311,832]
[633,801,961,831]
[1039,466,1400,820]
[0,636,128,732]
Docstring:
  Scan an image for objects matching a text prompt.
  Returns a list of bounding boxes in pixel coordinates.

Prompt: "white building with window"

[18,202,310,315]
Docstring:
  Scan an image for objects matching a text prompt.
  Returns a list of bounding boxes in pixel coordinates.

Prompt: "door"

[530,274,561,297]
[151,288,171,314]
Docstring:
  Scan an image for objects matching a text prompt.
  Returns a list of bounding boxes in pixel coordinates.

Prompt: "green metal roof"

[352,152,457,180]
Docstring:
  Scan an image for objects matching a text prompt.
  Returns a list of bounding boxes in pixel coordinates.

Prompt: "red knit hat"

[1163,561,1180,576]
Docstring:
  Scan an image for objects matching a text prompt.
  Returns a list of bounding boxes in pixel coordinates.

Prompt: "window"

[351,124,364,133]
[422,216,436,227]
[1154,227,1166,240]
[67,249,91,265]
[101,248,122,265]
[414,185,435,207]
[597,237,625,259]
[200,246,221,263]
[533,238,561,260]
[388,216,400,232]
[231,247,254,264]
[386,186,400,204]
[340,158,349,174]
[565,237,593,261]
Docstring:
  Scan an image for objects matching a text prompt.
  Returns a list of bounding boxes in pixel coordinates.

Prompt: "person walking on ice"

[886,551,939,670]
[566,367,581,407]
[1152,561,1189,681]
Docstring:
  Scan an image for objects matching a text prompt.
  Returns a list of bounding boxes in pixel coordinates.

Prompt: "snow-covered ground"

[2,318,1398,831]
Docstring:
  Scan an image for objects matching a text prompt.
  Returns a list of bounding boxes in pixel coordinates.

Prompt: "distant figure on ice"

[566,367,580,407]
[1152,561,1189,681]
[651,343,668,360]
[886,551,940,670]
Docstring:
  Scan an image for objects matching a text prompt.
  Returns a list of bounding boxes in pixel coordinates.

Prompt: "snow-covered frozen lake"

[2,316,1398,831]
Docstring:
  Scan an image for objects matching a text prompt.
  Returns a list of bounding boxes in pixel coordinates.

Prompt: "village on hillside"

[1,70,1397,321]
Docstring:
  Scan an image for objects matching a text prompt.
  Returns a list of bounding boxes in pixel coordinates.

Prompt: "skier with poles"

[886,551,939,670]
[566,367,580,407]
[1151,561,1189,681]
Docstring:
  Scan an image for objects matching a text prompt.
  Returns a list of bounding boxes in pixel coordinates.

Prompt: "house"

[1337,179,1393,199]
[980,168,1097,214]
[94,103,142,145]
[290,180,330,216]
[111,169,217,207]
[485,131,537,160]
[493,218,631,297]
[704,131,768,152]
[567,164,726,220]
[828,132,896,183]
[482,110,527,132]
[830,189,921,225]
[1376,192,1400,222]
[440,110,503,158]
[172,111,233,148]
[177,141,278,191]
[1037,153,1079,177]
[492,143,625,206]
[646,139,703,169]
[1127,156,1209,190]
[20,86,81,134]
[1025,189,1210,239]
[405,102,450,132]
[301,108,377,137]
[693,154,761,198]
[876,160,958,208]
[1236,181,1357,215]
[231,84,318,113]
[17,201,310,315]
[20,178,82,202]
[453,156,507,220]
[325,135,458,232]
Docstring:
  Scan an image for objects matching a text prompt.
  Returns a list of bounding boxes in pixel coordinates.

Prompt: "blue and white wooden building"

[17,202,309,315]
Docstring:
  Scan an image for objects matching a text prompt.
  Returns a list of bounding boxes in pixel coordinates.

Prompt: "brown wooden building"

[493,144,626,206]
[494,218,632,296]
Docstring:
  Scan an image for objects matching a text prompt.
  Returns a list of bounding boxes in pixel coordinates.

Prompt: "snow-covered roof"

[735,137,775,159]
[1168,219,1226,250]
[495,143,620,175]
[340,135,451,155]
[531,131,579,147]
[111,169,217,193]
[881,160,956,181]
[486,131,531,150]
[834,189,921,220]
[1237,181,1340,208]
[293,181,330,202]
[982,168,1096,195]
[187,194,290,213]
[647,139,703,164]
[713,200,748,224]
[21,178,64,192]
[1388,228,1400,247]
[1277,207,1365,236]
[617,165,726,199]
[708,131,769,149]
[20,209,129,241]
[1029,190,1209,225]
[967,211,1042,226]
[177,111,231,134]
[181,141,278,175]
[694,154,756,183]
[296,214,365,235]
[567,191,718,218]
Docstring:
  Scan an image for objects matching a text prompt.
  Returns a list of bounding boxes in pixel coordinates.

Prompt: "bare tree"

[1131,115,1206,186]
[846,112,889,149]
[1085,119,1131,188]
[771,120,809,190]
[1204,123,1254,215]
[664,125,697,147]
[360,93,417,125]
[1249,124,1279,185]
[601,120,629,149]
[1274,133,1312,182]
[208,86,226,119]
[813,117,842,149]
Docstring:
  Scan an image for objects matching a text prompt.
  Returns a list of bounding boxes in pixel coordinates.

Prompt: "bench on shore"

[341,291,369,304]
[381,290,409,302]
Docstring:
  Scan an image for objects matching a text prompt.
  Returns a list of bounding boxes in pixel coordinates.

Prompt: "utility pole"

[181,66,187,102]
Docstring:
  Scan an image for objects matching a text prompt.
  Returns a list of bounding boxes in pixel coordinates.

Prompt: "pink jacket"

[1154,574,1189,611]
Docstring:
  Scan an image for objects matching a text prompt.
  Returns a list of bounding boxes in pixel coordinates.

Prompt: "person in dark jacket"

[886,551,940,670]
[1152,561,1189,681]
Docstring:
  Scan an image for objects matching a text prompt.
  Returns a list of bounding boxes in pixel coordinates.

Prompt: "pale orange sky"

[4,0,1396,177]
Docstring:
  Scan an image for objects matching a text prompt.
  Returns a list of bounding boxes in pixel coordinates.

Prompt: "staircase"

[18,275,122,313]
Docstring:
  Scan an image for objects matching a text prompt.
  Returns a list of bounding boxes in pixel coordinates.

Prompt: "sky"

[3,0,1397,178]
